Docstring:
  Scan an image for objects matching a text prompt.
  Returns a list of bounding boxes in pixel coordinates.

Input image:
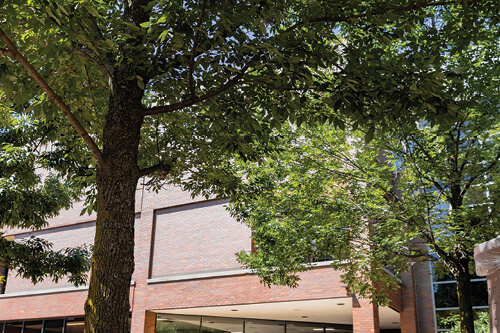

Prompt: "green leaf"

[364,126,375,143]
[84,5,100,17]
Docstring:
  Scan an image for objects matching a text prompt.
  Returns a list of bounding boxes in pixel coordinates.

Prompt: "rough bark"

[84,74,144,332]
[456,265,475,333]
[448,171,475,332]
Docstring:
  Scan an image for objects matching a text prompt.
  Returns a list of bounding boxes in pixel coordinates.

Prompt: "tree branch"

[138,162,173,178]
[188,0,207,97]
[0,28,105,167]
[69,45,114,83]
[0,47,13,57]
[284,0,463,33]
[461,152,500,197]
[143,58,255,116]
[238,80,312,92]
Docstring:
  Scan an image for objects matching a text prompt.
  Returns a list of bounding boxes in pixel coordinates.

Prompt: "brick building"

[0,183,436,332]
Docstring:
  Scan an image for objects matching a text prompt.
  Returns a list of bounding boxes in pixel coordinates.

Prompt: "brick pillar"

[400,267,418,332]
[352,295,380,333]
[143,310,157,333]
[131,309,156,333]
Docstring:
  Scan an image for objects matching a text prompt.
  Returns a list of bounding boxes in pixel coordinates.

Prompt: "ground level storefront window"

[0,318,83,333]
[156,314,353,333]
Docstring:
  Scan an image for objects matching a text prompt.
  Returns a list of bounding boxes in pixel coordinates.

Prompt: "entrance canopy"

[154,298,400,331]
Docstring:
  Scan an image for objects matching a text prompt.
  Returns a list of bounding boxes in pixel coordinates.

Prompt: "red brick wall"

[130,267,349,332]
[0,290,87,320]
[352,296,380,333]
[5,222,95,293]
[0,184,426,333]
[151,199,251,277]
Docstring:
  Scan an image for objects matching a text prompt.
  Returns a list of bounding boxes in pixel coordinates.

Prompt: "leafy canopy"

[0,0,499,327]
[0,114,91,286]
[229,3,500,308]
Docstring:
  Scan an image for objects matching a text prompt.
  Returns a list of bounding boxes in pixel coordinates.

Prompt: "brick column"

[400,268,418,332]
[142,310,157,333]
[352,295,380,333]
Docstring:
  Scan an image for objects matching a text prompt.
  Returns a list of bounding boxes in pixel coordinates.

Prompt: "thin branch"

[238,80,312,92]
[138,162,173,178]
[284,0,463,33]
[84,64,96,108]
[461,152,500,197]
[402,132,445,193]
[459,137,477,174]
[0,28,105,167]
[188,0,207,97]
[69,45,114,83]
[0,47,13,57]
[143,58,255,116]
[300,48,345,72]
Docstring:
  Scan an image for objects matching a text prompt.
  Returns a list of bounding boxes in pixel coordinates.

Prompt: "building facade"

[0,184,436,332]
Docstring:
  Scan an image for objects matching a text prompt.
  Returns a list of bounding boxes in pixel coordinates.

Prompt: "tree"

[229,109,499,331]
[0,0,498,331]
[0,115,91,289]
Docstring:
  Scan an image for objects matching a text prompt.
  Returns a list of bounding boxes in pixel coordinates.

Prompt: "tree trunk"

[455,264,475,333]
[84,77,144,332]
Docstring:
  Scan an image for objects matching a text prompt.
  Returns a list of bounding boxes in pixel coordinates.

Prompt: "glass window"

[287,322,324,333]
[434,280,489,309]
[436,309,459,330]
[22,320,42,333]
[437,308,489,331]
[434,283,458,308]
[43,319,64,333]
[471,280,488,307]
[155,314,353,333]
[325,324,352,333]
[4,322,23,333]
[156,314,201,333]
[201,317,243,333]
[245,319,285,333]
[65,318,85,333]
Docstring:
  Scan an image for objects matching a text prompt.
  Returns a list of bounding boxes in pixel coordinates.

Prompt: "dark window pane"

[245,319,285,333]
[434,283,458,308]
[43,319,64,333]
[434,280,488,308]
[156,314,201,333]
[65,318,84,333]
[23,320,43,333]
[201,316,243,333]
[471,281,488,307]
[4,322,23,333]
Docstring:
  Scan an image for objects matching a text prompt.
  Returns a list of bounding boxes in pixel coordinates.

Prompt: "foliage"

[1,0,500,330]
[230,115,499,312]
[441,311,490,333]
[228,8,500,330]
[0,114,91,286]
